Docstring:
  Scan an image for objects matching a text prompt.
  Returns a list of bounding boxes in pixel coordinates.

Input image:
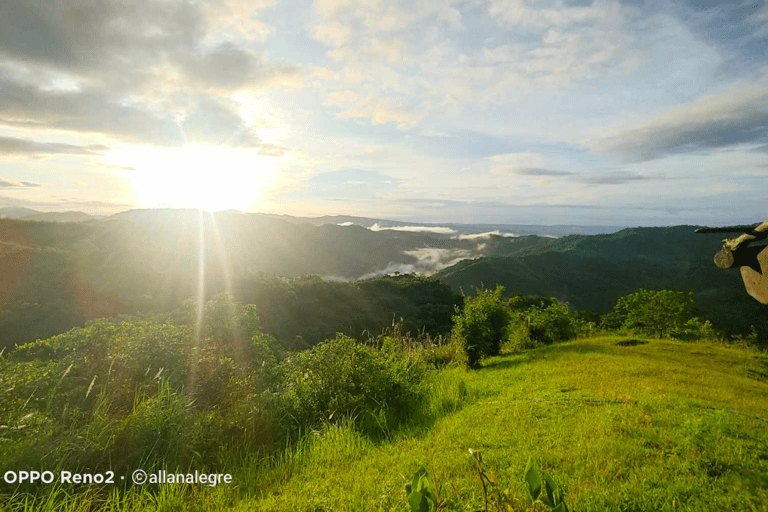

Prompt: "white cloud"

[453,230,518,240]
[335,95,422,129]
[369,223,457,234]
[201,0,275,42]
[360,246,476,278]
[311,22,356,47]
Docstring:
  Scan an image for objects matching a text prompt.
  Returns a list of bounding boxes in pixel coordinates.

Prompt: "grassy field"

[4,335,768,511]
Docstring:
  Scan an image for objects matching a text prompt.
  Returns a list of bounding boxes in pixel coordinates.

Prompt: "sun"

[110,144,278,211]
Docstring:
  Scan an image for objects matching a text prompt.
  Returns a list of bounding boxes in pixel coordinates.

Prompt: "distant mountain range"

[0,208,763,348]
[0,207,96,222]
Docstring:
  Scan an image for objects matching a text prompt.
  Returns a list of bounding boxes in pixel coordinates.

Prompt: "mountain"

[0,206,40,218]
[20,211,95,223]
[435,225,766,336]
[0,209,763,350]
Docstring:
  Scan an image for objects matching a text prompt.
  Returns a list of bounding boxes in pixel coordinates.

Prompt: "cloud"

[334,95,422,130]
[577,171,652,185]
[179,43,302,91]
[201,0,275,42]
[0,0,297,150]
[0,177,40,188]
[513,168,575,177]
[0,136,108,156]
[452,230,517,240]
[0,78,265,148]
[489,152,549,173]
[311,22,356,47]
[488,157,579,181]
[369,223,457,234]
[585,79,768,162]
[0,0,205,75]
[360,246,477,278]
[486,0,621,30]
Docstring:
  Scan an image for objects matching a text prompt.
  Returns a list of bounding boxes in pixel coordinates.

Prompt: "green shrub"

[670,317,718,341]
[452,286,511,368]
[507,301,577,351]
[275,334,426,439]
[118,381,197,470]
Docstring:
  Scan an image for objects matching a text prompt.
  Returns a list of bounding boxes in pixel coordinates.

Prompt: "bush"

[275,334,427,439]
[507,301,577,351]
[452,287,511,368]
[613,288,694,339]
[670,317,718,342]
[118,381,197,470]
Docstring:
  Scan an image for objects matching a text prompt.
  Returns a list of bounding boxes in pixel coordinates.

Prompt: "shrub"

[613,288,694,339]
[452,286,511,368]
[275,334,426,439]
[117,381,197,470]
[670,317,718,342]
[507,301,577,351]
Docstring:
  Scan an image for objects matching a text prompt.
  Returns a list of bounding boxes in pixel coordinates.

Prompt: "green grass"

[3,335,767,511]
[242,336,768,511]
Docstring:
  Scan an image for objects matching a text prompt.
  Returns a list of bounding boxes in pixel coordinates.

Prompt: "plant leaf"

[411,467,428,493]
[407,491,431,512]
[543,472,560,506]
[524,458,542,501]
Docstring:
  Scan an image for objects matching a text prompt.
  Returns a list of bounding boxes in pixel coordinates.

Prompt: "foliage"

[669,317,718,342]
[613,288,694,338]
[1,293,281,475]
[3,336,768,511]
[452,286,511,368]
[405,467,446,512]
[274,334,427,439]
[508,301,577,351]
[435,225,768,344]
[524,458,571,512]
[372,321,466,369]
[119,380,197,470]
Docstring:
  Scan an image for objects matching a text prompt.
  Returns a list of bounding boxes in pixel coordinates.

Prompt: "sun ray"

[189,208,206,398]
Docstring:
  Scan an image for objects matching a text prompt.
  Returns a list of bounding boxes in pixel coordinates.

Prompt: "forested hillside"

[1,212,761,350]
[435,225,766,337]
[0,209,557,348]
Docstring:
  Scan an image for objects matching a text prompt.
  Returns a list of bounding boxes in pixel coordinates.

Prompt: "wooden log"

[741,245,768,304]
[714,244,766,270]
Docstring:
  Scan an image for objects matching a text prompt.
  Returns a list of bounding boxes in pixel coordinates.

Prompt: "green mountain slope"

[435,225,766,336]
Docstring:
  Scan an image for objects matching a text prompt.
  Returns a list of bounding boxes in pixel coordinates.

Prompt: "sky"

[0,0,766,226]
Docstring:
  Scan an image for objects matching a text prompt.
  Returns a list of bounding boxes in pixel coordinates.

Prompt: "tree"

[612,288,694,338]
[452,286,511,368]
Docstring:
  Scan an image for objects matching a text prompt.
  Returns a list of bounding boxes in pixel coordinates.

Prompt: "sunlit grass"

[3,336,766,511]
[243,336,768,511]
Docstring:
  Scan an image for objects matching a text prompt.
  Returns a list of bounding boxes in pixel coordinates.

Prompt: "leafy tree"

[452,286,511,368]
[612,288,694,338]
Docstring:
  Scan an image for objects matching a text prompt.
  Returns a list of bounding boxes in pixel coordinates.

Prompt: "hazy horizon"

[2,204,765,229]
[0,0,766,226]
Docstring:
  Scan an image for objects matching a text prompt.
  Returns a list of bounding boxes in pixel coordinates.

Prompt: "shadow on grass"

[479,342,615,371]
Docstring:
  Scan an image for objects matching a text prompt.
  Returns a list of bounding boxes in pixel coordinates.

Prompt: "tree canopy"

[613,288,694,338]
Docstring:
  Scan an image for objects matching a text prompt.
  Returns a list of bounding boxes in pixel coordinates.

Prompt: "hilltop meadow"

[1,279,766,511]
[1,212,766,511]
